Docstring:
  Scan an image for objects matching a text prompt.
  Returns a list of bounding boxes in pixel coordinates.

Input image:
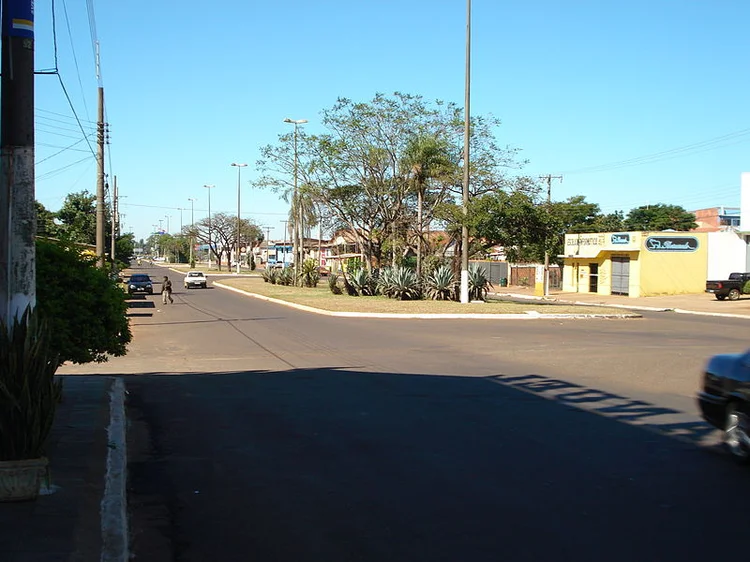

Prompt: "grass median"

[216,276,637,316]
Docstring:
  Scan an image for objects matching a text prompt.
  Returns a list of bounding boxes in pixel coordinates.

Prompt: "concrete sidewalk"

[0,376,127,562]
[495,287,750,318]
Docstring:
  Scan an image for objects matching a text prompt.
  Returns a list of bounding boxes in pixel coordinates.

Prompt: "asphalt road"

[64,265,750,561]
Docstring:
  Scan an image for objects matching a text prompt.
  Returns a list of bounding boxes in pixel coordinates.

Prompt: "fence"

[469,260,509,286]
[509,264,562,289]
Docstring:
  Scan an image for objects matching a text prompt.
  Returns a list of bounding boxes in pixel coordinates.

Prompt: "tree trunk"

[417,188,423,277]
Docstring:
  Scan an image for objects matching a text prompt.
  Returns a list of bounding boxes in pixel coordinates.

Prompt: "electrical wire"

[55,74,96,158]
[36,138,92,165]
[37,108,97,125]
[560,128,750,175]
[37,155,94,181]
[61,0,91,120]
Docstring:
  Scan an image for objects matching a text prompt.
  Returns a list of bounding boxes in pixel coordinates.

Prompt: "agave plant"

[261,269,273,283]
[348,268,373,296]
[328,273,342,295]
[379,267,422,301]
[0,308,63,462]
[424,265,457,301]
[468,264,493,301]
[277,267,294,286]
[299,259,320,288]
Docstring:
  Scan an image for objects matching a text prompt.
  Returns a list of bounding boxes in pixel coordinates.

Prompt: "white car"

[184,270,208,289]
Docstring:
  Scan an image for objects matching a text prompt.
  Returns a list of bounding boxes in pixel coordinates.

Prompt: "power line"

[36,138,92,164]
[37,107,97,125]
[37,155,95,181]
[60,0,91,120]
[55,74,96,157]
[560,127,750,175]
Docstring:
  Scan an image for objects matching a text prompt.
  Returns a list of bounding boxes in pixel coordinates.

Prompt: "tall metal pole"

[232,163,247,274]
[460,0,471,304]
[188,197,196,264]
[204,184,214,268]
[281,219,289,265]
[0,0,36,322]
[96,87,106,268]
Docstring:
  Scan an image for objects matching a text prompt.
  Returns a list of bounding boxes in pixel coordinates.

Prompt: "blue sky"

[33,0,750,242]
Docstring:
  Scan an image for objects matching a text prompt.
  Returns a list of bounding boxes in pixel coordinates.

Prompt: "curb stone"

[100,377,128,562]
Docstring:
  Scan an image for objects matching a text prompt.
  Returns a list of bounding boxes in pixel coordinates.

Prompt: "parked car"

[184,270,208,289]
[697,349,750,463]
[705,272,750,301]
[127,274,153,295]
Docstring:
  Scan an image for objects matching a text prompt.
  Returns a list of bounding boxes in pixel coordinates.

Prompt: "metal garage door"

[611,256,630,295]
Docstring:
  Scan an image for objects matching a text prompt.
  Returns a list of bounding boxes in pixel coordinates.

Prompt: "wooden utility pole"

[0,0,36,322]
[539,174,563,296]
[96,87,105,268]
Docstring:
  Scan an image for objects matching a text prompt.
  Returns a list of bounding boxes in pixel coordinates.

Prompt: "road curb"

[215,282,641,319]
[100,377,128,562]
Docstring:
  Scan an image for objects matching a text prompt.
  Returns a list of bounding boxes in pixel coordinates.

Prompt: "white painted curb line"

[100,377,128,562]
[215,282,640,320]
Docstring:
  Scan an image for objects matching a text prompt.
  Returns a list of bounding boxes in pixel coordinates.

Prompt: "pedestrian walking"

[162,276,174,304]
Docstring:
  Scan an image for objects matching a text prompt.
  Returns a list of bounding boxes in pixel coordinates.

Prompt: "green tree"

[35,239,131,364]
[56,190,97,244]
[35,201,61,238]
[624,204,697,231]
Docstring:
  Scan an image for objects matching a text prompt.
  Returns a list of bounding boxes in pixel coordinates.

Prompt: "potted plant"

[0,308,62,502]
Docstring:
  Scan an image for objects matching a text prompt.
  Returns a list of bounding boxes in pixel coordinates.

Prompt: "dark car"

[697,350,750,463]
[705,272,750,301]
[127,274,153,295]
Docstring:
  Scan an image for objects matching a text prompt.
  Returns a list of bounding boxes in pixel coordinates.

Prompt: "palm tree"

[401,134,455,276]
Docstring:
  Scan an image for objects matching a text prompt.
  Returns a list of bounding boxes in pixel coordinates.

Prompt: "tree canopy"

[623,204,697,231]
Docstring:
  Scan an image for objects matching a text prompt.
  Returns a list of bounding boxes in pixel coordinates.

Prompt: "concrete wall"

[741,172,750,233]
[707,231,747,279]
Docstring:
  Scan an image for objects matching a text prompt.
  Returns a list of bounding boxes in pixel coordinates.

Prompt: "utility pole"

[110,175,118,270]
[280,219,289,265]
[460,0,471,304]
[188,198,196,264]
[0,0,36,322]
[263,226,273,266]
[539,174,563,296]
[96,87,106,268]
[203,184,215,268]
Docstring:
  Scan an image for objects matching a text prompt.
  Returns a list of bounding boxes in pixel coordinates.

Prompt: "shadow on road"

[114,367,746,561]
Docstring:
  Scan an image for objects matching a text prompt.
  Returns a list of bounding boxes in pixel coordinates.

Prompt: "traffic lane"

[127,368,748,562]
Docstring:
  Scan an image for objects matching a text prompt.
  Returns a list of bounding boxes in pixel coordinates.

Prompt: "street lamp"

[460,0,471,304]
[283,118,307,280]
[188,197,196,264]
[231,163,248,274]
[203,184,215,268]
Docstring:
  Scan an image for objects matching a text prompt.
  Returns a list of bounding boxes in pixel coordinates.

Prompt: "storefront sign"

[645,236,699,252]
[566,234,602,248]
[611,233,630,244]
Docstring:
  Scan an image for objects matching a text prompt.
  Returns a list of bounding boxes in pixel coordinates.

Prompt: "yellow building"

[561,231,708,297]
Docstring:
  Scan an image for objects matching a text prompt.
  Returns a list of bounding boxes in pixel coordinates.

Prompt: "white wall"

[741,172,750,233]
[708,231,747,279]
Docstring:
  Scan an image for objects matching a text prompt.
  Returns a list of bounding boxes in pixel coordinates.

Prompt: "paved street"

[61,265,750,561]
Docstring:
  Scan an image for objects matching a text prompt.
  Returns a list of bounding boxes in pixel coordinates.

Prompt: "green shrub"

[424,265,457,301]
[36,239,132,364]
[0,308,63,461]
[468,264,493,301]
[300,259,320,288]
[379,267,422,300]
[261,268,273,283]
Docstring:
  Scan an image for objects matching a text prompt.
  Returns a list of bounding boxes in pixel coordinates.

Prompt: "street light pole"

[188,197,196,265]
[203,184,215,269]
[284,118,308,282]
[231,163,247,274]
[460,0,471,304]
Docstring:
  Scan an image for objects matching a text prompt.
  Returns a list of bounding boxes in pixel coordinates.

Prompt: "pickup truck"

[706,272,750,301]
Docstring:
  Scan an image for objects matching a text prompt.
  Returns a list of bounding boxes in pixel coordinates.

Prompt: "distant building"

[691,206,741,232]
